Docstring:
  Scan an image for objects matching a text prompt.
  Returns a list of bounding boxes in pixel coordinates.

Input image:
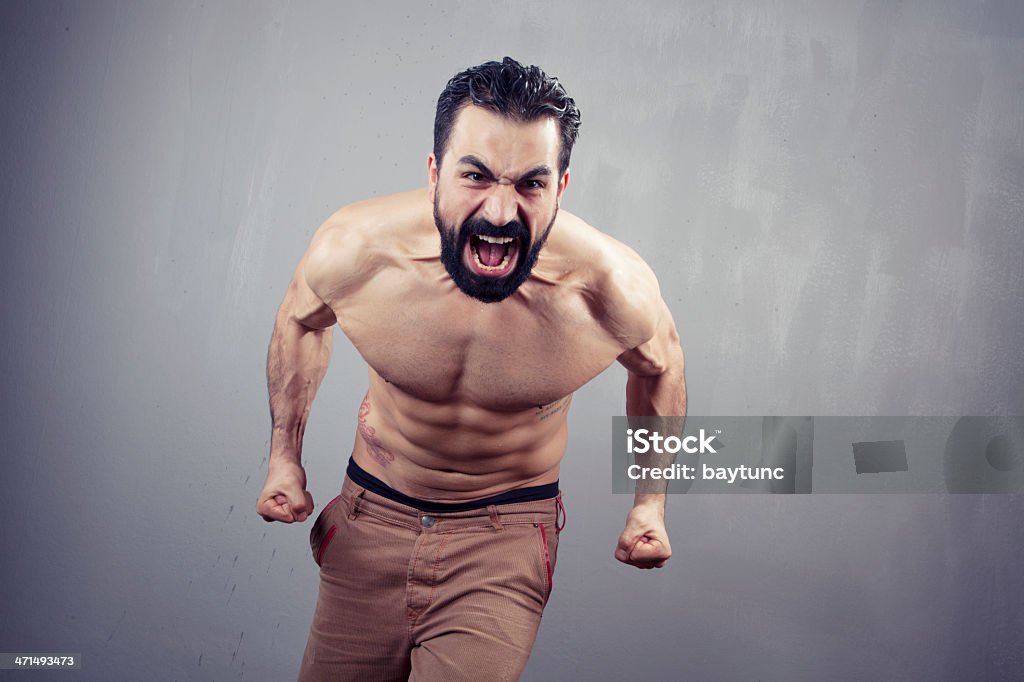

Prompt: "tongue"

[478,241,505,267]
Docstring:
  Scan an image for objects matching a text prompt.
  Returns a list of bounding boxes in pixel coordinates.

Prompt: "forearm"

[266,305,333,467]
[627,367,686,509]
[626,363,686,418]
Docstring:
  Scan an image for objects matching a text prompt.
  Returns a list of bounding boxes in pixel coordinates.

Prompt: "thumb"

[277,488,314,522]
[292,489,315,522]
[630,536,660,556]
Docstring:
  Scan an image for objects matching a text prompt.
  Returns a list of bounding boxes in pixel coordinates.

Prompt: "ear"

[427,153,439,202]
[555,168,570,201]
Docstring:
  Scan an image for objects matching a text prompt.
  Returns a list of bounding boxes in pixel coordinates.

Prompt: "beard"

[434,191,557,303]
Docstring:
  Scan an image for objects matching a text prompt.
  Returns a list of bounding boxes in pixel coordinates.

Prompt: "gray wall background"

[2,1,1023,680]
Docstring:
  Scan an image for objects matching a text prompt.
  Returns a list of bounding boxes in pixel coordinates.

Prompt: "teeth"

[477,235,513,244]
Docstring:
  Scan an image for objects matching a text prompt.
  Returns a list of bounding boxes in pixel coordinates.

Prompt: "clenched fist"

[256,460,315,523]
[614,503,672,569]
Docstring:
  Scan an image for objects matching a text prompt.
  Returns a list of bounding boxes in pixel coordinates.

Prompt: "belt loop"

[487,504,504,532]
[347,487,365,519]
[555,494,566,535]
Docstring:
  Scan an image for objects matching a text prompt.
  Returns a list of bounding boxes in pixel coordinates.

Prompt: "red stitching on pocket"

[538,523,553,598]
[315,525,337,566]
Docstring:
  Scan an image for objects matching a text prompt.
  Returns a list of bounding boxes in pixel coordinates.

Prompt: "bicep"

[595,242,681,376]
[279,241,338,331]
[617,298,683,378]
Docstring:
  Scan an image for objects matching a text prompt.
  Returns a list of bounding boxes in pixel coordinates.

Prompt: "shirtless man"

[257,57,685,681]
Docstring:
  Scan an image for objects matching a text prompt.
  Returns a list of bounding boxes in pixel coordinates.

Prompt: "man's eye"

[464,172,486,182]
[520,180,544,190]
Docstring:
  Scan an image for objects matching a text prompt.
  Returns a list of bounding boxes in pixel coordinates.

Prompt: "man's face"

[428,105,569,303]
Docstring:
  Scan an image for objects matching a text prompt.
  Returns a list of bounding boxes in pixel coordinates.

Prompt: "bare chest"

[336,283,623,409]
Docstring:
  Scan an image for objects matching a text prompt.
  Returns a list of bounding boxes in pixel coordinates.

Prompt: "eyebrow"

[457,155,553,184]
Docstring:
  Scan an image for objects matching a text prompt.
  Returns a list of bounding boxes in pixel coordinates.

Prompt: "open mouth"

[464,233,521,277]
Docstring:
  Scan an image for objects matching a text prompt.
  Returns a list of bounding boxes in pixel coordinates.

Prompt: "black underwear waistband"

[346,457,559,513]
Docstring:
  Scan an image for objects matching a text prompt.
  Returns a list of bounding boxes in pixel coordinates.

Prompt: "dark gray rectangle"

[852,440,909,474]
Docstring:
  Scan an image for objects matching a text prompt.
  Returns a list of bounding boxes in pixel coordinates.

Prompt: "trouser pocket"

[537,523,553,601]
[309,495,342,567]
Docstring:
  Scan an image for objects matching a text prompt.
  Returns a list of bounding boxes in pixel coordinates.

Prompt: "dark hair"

[433,57,581,175]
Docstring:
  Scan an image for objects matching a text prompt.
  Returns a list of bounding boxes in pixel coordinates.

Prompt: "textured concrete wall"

[2,1,1022,679]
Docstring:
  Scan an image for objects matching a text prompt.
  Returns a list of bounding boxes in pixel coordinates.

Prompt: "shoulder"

[304,189,429,302]
[547,211,663,349]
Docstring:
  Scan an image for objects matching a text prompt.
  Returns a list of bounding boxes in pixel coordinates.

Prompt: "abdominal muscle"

[350,370,569,502]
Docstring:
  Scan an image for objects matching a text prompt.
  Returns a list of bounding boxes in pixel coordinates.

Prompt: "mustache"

[460,216,529,242]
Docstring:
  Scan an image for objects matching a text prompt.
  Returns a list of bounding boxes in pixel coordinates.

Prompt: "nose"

[480,181,519,227]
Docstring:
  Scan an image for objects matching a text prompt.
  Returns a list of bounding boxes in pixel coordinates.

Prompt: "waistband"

[339,475,561,533]
[346,457,559,513]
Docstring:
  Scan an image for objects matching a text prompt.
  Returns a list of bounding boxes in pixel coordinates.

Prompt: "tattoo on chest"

[536,397,571,422]
[358,393,395,467]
